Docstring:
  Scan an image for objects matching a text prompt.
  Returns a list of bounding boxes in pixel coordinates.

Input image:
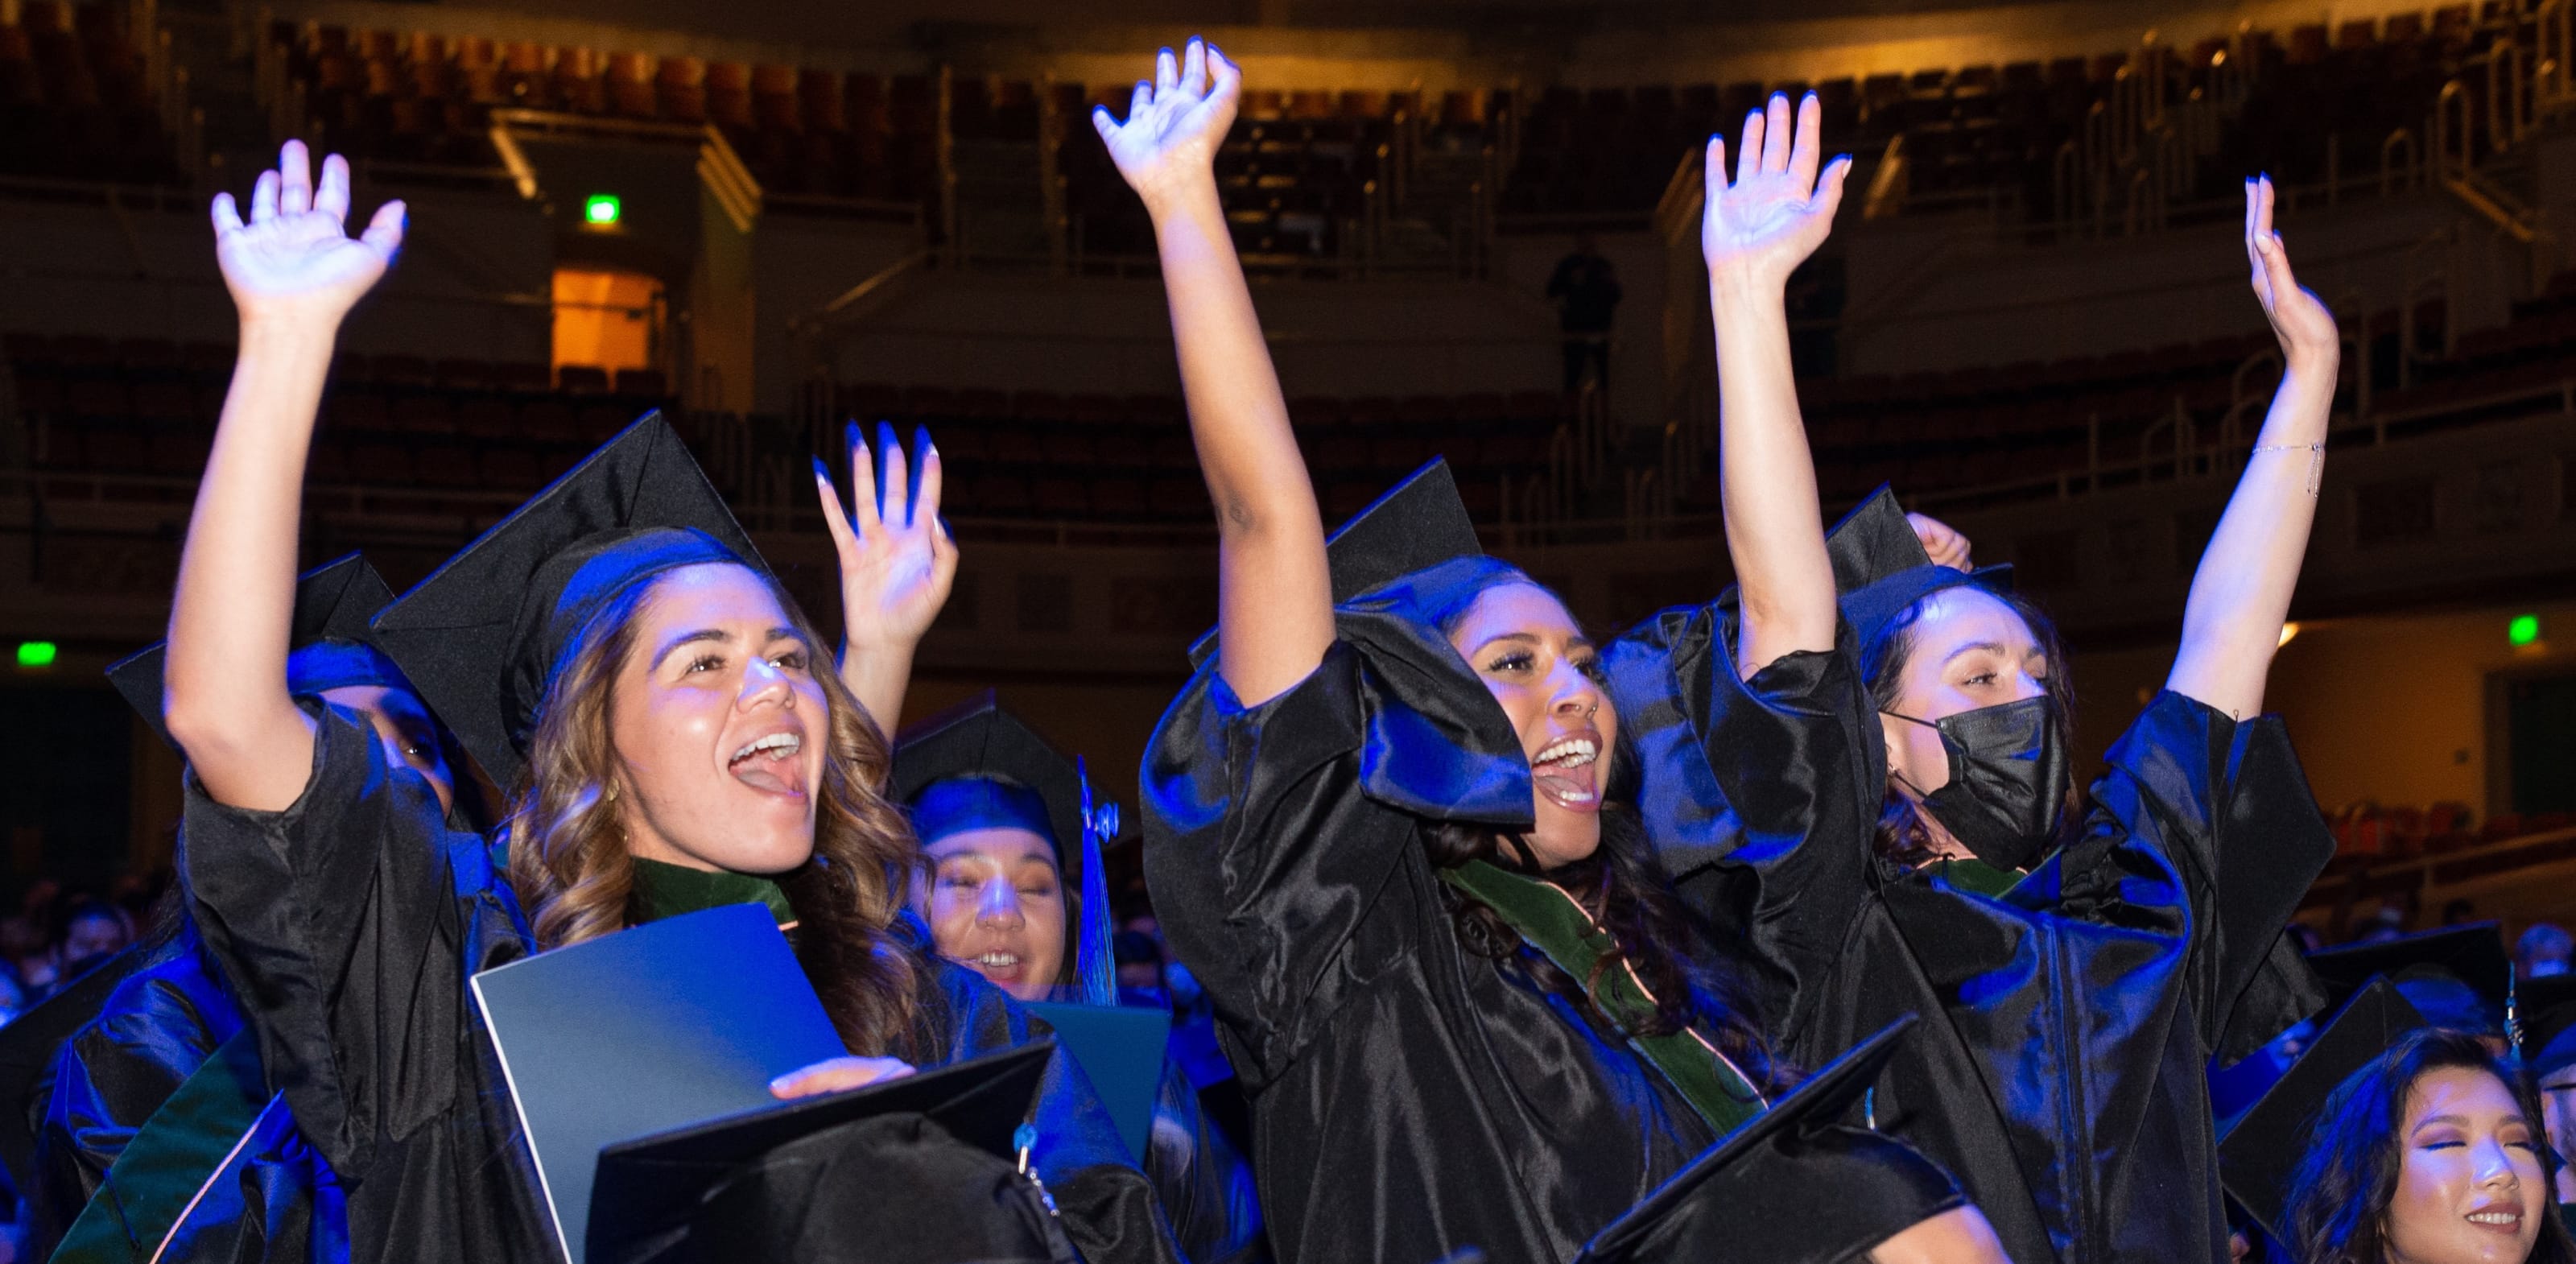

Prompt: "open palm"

[1703,93,1851,290]
[2244,176,2339,361]
[212,140,405,326]
[1093,39,1238,206]
[816,421,957,655]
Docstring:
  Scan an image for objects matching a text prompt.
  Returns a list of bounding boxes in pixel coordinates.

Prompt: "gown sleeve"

[27,951,238,1253]
[2045,691,2333,1060]
[1603,597,1886,1038]
[1141,611,1530,1089]
[176,698,522,1185]
[1143,1060,1265,1264]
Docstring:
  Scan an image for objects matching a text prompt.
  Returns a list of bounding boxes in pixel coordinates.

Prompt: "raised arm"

[817,420,956,736]
[1703,94,1852,677]
[1097,39,1331,706]
[2166,176,2338,719]
[163,141,405,810]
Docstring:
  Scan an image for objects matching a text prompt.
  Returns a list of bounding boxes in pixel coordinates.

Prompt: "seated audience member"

[2520,923,2573,980]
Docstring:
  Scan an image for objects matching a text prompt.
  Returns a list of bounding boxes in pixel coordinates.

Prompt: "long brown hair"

[502,564,932,1060]
[1412,557,1781,1093]
[1860,585,2081,869]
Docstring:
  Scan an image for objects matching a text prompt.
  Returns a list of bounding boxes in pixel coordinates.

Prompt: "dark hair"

[2285,1027,2576,1264]
[1412,558,1781,1091]
[1859,584,2081,869]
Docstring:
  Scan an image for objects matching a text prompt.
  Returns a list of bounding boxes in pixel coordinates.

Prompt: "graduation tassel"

[1074,757,1120,1007]
[2509,966,2525,1064]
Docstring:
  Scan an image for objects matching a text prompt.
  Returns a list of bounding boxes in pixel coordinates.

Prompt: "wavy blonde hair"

[502,565,933,1060]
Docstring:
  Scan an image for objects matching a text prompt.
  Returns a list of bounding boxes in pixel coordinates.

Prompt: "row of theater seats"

[2330,801,2576,861]
[0,0,179,185]
[5,334,674,497]
[819,383,1570,522]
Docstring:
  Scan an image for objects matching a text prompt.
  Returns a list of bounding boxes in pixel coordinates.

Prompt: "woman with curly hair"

[2284,1027,2576,1264]
[158,140,1177,1264]
[1104,39,2004,1264]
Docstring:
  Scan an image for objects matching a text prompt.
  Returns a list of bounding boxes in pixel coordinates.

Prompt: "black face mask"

[1883,695,2071,871]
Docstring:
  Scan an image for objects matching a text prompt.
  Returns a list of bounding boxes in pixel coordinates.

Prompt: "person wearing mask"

[1604,92,2339,1262]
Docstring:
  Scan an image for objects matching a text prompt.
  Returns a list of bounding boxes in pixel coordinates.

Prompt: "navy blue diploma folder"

[1021,1001,1169,1159]
[470,903,849,1264]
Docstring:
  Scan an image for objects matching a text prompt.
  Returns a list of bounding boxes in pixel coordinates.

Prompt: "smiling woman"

[2284,1029,2576,1264]
[155,143,1180,1264]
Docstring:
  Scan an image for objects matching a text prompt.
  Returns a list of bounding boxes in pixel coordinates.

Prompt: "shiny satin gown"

[27,930,345,1263]
[1604,598,2334,1264]
[1144,575,1963,1264]
[178,700,1181,1264]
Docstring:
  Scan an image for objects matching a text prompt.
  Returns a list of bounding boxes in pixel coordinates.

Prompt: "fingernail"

[811,454,830,481]
[878,419,900,451]
[844,419,861,455]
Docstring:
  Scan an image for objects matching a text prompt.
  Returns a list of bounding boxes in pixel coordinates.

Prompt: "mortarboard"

[587,1041,1055,1264]
[891,692,1122,1004]
[1188,459,1483,667]
[1824,486,2015,647]
[2308,923,2514,1035]
[107,553,402,750]
[369,415,765,788]
[2519,973,2576,1082]
[2219,977,2429,1244]
[1575,1016,1952,1264]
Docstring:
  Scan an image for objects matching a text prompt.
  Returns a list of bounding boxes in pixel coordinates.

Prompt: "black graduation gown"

[1141,1061,1267,1264]
[180,700,1179,1264]
[1143,604,1963,1264]
[1602,601,2334,1264]
[28,929,346,1264]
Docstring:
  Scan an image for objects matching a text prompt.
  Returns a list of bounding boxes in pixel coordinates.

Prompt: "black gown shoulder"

[1147,601,1962,1264]
[1604,597,2334,1264]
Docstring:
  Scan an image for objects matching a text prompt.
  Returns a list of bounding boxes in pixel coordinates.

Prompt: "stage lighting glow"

[14,642,56,668]
[583,194,621,225]
[2509,613,2541,646]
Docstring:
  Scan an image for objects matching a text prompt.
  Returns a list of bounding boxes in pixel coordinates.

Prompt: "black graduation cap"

[369,415,765,788]
[0,948,151,1192]
[106,553,398,750]
[891,692,1120,1003]
[1824,486,2014,646]
[2219,977,2430,1245]
[2519,973,2576,1082]
[2308,923,2514,1034]
[1574,1016,1941,1264]
[1188,459,1482,667]
[586,1040,1055,1264]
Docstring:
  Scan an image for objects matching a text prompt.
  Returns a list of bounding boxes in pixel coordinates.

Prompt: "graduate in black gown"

[1603,101,2339,1264]
[891,693,1268,1264]
[155,141,1178,1264]
[19,555,473,1263]
[1101,40,2005,1264]
[2219,974,2576,1264]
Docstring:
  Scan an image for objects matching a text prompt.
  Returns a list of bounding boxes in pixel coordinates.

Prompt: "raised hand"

[817,421,957,655]
[1092,37,1238,212]
[211,140,405,329]
[1702,93,1851,291]
[769,1055,914,1099]
[1907,512,1974,571]
[2244,175,2339,364]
